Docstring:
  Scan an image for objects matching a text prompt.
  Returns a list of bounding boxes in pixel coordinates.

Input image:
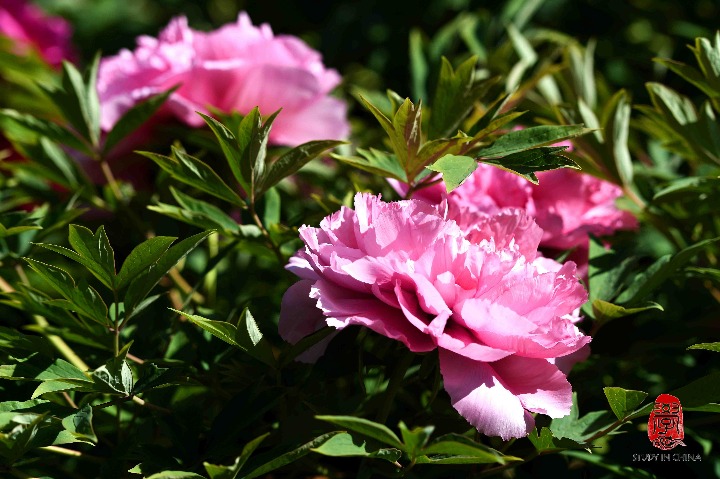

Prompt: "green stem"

[113,289,120,357]
[249,202,284,263]
[204,233,219,306]
[39,446,103,463]
[99,159,125,204]
[375,349,415,424]
[39,318,90,371]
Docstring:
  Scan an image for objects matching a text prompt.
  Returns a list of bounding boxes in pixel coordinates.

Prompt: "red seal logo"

[647,393,685,450]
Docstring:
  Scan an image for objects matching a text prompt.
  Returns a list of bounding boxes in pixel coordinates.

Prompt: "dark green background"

[40,0,720,103]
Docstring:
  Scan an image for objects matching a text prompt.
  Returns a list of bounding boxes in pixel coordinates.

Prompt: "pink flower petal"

[279,279,333,363]
[97,12,349,146]
[439,349,534,440]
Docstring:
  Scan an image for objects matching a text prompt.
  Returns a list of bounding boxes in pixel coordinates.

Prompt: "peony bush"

[0,2,719,478]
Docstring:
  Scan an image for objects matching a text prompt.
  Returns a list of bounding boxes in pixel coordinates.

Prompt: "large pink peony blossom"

[280,193,590,439]
[0,0,75,67]
[402,164,637,254]
[97,13,349,146]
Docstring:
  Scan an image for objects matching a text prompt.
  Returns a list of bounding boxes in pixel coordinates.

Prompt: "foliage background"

[1,0,720,478]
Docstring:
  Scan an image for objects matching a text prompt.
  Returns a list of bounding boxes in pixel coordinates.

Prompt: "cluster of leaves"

[1,4,720,479]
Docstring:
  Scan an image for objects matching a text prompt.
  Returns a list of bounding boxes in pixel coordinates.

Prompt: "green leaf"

[469,110,526,143]
[481,147,578,184]
[616,237,720,304]
[426,154,478,192]
[199,112,250,195]
[240,432,343,479]
[652,176,720,202]
[357,95,395,144]
[170,187,240,234]
[587,237,638,303]
[476,125,590,158]
[505,23,537,91]
[235,108,261,194]
[259,140,345,195]
[592,300,663,322]
[604,387,648,420]
[0,399,49,413]
[332,148,407,182]
[10,137,88,190]
[392,98,423,175]
[528,427,587,453]
[49,57,101,147]
[315,416,403,449]
[0,224,42,238]
[415,134,474,168]
[0,108,88,153]
[414,455,507,465]
[67,224,116,287]
[310,432,402,463]
[654,58,717,99]
[409,28,428,103]
[262,187,280,228]
[0,211,44,239]
[145,472,206,479]
[0,327,53,358]
[104,87,175,154]
[176,309,240,347]
[92,357,133,395]
[605,90,633,185]
[550,393,613,442]
[32,378,94,399]
[33,242,112,290]
[116,236,177,290]
[688,342,720,353]
[429,56,487,139]
[235,308,276,367]
[0,357,88,381]
[398,422,433,459]
[140,148,245,207]
[647,82,698,126]
[356,95,423,179]
[124,230,213,314]
[24,258,109,326]
[204,433,270,479]
[132,363,177,394]
[61,405,96,443]
[421,433,515,464]
[669,372,720,407]
[250,110,281,197]
[694,33,720,85]
[147,202,234,234]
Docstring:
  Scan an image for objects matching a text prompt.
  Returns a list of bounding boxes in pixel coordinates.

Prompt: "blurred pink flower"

[280,193,590,439]
[97,13,349,146]
[0,0,75,66]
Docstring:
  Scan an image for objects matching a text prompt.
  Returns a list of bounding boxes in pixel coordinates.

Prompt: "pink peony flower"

[280,193,590,439]
[97,13,349,146]
[0,0,75,67]
[402,164,637,257]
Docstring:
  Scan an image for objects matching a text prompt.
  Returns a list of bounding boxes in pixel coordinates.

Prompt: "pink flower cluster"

[97,13,349,146]
[400,164,637,269]
[280,193,590,439]
[0,0,75,67]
